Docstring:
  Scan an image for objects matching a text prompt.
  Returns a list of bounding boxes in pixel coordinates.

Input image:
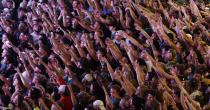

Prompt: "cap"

[186,34,192,39]
[93,100,106,110]
[83,74,93,82]
[58,85,66,93]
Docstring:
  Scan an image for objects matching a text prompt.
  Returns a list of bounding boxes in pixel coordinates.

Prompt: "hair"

[0,95,10,106]
[52,87,61,101]
[146,90,156,98]
[0,88,5,96]
[76,91,91,105]
[0,79,5,87]
[78,58,90,71]
[61,37,73,46]
[62,88,69,97]
[53,93,61,102]
[16,94,24,107]
[30,87,42,100]
[18,7,27,12]
[18,22,28,33]
[45,83,54,94]
[97,47,107,56]
[15,74,24,88]
[110,84,121,94]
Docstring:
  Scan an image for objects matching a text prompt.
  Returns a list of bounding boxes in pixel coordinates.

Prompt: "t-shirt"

[102,7,113,15]
[30,32,42,45]
[60,96,73,110]
[110,96,120,108]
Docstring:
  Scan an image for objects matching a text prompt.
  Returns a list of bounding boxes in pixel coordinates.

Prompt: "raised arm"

[16,68,31,89]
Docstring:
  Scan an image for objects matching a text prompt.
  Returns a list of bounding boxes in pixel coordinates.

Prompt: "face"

[6,1,13,9]
[145,73,150,81]
[19,33,28,41]
[176,42,182,49]
[94,22,100,30]
[110,88,118,98]
[77,61,82,69]
[13,76,19,87]
[157,82,163,90]
[94,31,100,39]
[18,10,25,19]
[35,67,42,73]
[32,75,39,85]
[2,57,9,64]
[185,67,192,75]
[33,57,39,64]
[172,91,179,102]
[97,51,103,60]
[13,95,19,106]
[146,94,154,105]
[5,27,13,34]
[65,16,71,26]
[193,74,201,80]
[124,99,131,108]
[115,35,121,41]
[72,19,78,29]
[72,1,78,9]
[2,43,8,50]
[112,7,119,16]
[109,26,115,31]
[153,1,158,8]
[33,25,41,33]
[38,47,46,55]
[2,49,8,57]
[165,50,173,61]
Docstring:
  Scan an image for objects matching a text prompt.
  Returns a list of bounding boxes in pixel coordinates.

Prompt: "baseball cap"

[58,85,67,93]
[82,74,93,82]
[93,100,106,110]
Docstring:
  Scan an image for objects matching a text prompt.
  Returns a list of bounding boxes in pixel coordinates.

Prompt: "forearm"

[77,21,94,32]
[108,46,122,61]
[119,8,126,29]
[67,85,77,106]
[93,0,102,12]
[173,73,202,110]
[122,74,136,94]
[86,40,97,60]
[44,18,55,30]
[105,59,115,80]
[87,0,94,9]
[125,15,130,28]
[75,45,86,58]
[103,86,114,109]
[0,75,9,85]
[119,76,134,96]
[18,72,31,89]
[129,9,142,27]
[98,17,111,25]
[24,101,32,110]
[29,43,42,57]
[122,32,144,50]
[68,48,79,61]
[134,62,145,86]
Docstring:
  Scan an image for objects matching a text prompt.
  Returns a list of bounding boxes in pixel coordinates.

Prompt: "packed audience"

[0,0,210,110]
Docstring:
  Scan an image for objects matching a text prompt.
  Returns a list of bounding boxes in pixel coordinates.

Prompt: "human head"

[93,100,106,110]
[110,84,121,98]
[119,95,132,109]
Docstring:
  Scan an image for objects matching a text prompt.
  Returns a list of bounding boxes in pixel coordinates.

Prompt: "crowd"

[0,0,209,110]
